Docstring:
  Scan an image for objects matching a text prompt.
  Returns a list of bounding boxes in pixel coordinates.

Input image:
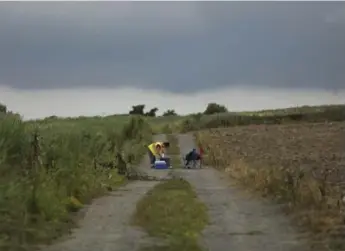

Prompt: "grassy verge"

[132,179,208,251]
[166,134,180,155]
[166,134,182,168]
[169,155,182,169]
[0,114,152,251]
[195,122,345,250]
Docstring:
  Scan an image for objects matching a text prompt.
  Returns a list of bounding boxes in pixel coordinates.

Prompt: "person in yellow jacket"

[147,141,170,168]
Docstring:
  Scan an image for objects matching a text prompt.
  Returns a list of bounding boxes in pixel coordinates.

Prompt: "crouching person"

[184,148,201,168]
[147,141,170,168]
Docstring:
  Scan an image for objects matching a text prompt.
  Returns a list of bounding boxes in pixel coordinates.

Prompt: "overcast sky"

[0,2,344,119]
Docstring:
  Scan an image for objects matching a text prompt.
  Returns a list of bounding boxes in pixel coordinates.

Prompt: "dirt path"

[175,133,310,251]
[43,135,171,251]
[42,133,310,251]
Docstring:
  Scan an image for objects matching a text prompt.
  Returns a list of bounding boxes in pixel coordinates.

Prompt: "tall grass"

[0,114,152,251]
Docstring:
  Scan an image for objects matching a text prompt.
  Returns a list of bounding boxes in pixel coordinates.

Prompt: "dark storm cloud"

[0,2,344,93]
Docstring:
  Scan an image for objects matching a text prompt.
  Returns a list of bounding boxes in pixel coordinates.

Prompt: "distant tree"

[162,109,177,116]
[129,104,145,115]
[47,115,58,120]
[145,107,158,117]
[191,112,203,121]
[203,102,228,115]
[0,102,7,113]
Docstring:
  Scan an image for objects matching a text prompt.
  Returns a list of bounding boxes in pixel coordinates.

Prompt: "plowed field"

[198,122,345,183]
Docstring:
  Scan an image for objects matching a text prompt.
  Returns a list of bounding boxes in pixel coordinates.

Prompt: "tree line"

[0,103,6,114]
[128,102,228,117]
[0,101,228,119]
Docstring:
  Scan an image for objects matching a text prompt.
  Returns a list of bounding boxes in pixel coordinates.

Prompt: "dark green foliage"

[145,107,158,117]
[129,105,158,117]
[0,115,152,250]
[0,102,7,113]
[203,103,228,115]
[163,109,177,116]
[129,104,146,115]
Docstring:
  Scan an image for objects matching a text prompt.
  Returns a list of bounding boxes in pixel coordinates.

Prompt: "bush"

[203,103,228,115]
[129,104,145,115]
[0,115,152,250]
[145,107,158,117]
[0,102,7,113]
[162,109,177,116]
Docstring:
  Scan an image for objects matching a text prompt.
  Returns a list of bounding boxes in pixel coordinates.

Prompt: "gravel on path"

[42,134,171,251]
[175,133,310,251]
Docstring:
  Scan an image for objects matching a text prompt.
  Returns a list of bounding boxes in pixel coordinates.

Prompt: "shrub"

[0,102,7,113]
[129,104,145,115]
[163,109,177,116]
[0,114,152,250]
[145,107,158,117]
[203,103,228,115]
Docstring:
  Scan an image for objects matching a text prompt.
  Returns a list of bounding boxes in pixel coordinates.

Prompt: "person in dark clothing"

[184,148,201,168]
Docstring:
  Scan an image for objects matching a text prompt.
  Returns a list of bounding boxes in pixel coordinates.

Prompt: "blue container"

[160,157,171,167]
[154,160,169,169]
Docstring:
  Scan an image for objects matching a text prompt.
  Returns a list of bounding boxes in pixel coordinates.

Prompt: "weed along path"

[42,134,171,251]
[175,133,310,251]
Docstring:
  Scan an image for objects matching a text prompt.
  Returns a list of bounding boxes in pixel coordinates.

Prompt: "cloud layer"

[1,2,345,94]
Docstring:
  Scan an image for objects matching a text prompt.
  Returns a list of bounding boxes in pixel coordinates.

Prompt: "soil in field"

[200,122,345,183]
